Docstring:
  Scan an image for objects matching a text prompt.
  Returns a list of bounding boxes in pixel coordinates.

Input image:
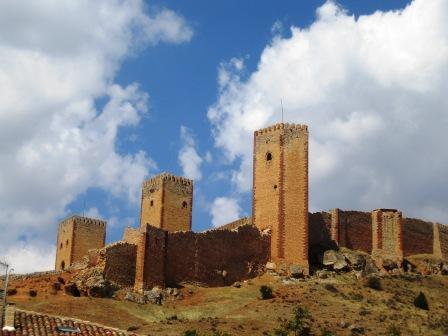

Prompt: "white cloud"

[208,0,448,223]
[3,242,54,274]
[0,0,193,272]
[178,126,203,180]
[210,197,242,227]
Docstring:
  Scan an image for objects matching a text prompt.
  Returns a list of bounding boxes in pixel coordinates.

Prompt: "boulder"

[343,251,366,270]
[125,291,146,304]
[232,281,241,288]
[266,262,276,271]
[382,258,399,271]
[322,250,348,271]
[362,258,379,276]
[441,262,448,276]
[288,264,304,278]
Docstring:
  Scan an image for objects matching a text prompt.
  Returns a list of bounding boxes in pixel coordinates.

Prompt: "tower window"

[61,261,65,270]
[150,200,154,207]
[266,152,272,161]
[60,243,63,249]
[182,201,188,208]
[274,185,278,190]
[66,240,69,246]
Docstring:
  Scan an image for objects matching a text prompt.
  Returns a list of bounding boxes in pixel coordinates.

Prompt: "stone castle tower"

[55,215,106,271]
[140,173,193,232]
[252,123,309,272]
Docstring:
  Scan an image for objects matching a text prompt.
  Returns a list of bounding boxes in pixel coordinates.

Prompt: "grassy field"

[6,272,448,335]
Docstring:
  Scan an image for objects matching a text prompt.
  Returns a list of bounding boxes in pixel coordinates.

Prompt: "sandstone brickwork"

[402,218,434,256]
[434,223,448,259]
[55,216,106,271]
[134,224,269,290]
[331,210,372,253]
[103,242,137,288]
[123,227,141,245]
[253,123,309,272]
[372,209,403,258]
[214,217,253,231]
[140,173,193,232]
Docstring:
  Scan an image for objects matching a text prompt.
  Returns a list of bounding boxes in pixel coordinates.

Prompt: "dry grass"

[6,273,448,336]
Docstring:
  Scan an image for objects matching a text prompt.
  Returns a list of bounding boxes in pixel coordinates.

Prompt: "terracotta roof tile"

[1,310,129,336]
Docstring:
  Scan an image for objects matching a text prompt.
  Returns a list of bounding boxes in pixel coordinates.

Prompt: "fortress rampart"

[54,122,448,290]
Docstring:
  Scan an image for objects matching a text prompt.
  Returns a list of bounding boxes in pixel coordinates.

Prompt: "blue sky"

[79,0,414,241]
[2,0,448,272]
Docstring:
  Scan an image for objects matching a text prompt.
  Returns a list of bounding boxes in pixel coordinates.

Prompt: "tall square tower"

[252,123,309,272]
[140,173,193,232]
[55,215,106,271]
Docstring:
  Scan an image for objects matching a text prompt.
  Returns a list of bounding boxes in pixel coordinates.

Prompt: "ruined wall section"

[103,242,137,288]
[402,218,434,257]
[214,217,253,231]
[308,212,332,250]
[135,225,270,289]
[166,225,269,287]
[123,227,141,245]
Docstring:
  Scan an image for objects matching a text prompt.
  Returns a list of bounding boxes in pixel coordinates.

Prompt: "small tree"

[414,292,429,310]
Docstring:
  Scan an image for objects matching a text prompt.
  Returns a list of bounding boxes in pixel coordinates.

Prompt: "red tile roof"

[1,310,129,336]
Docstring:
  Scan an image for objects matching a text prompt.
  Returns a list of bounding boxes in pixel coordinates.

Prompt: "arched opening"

[182,201,188,208]
[150,200,154,207]
[61,261,65,270]
[266,152,272,161]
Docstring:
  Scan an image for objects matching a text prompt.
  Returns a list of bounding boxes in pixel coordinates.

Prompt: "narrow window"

[182,201,188,208]
[66,240,69,246]
[60,243,63,249]
[150,200,154,207]
[266,152,272,161]
[61,261,65,270]
[274,185,278,190]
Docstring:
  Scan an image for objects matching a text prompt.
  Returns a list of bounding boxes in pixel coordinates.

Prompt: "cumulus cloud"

[208,0,448,223]
[210,197,242,227]
[0,0,193,272]
[178,126,203,180]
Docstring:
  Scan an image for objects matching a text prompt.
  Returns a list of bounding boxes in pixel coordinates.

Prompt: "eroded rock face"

[66,267,117,298]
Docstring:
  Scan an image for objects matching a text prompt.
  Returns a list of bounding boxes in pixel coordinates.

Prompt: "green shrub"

[387,324,401,336]
[366,276,382,290]
[414,291,429,310]
[272,305,312,336]
[260,285,274,300]
[183,330,199,336]
[320,328,334,336]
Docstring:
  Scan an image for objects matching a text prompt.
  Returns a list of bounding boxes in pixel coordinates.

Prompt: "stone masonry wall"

[402,218,434,257]
[436,224,448,259]
[103,242,137,288]
[372,209,403,258]
[214,217,253,231]
[71,217,106,264]
[123,227,141,245]
[308,212,333,250]
[337,210,372,253]
[134,226,167,292]
[282,125,309,270]
[135,224,269,289]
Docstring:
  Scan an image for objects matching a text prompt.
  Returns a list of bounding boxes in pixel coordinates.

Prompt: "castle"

[55,123,448,290]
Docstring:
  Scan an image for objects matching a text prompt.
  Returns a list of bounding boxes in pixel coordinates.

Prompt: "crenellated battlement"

[59,215,106,227]
[254,123,308,136]
[142,172,193,188]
